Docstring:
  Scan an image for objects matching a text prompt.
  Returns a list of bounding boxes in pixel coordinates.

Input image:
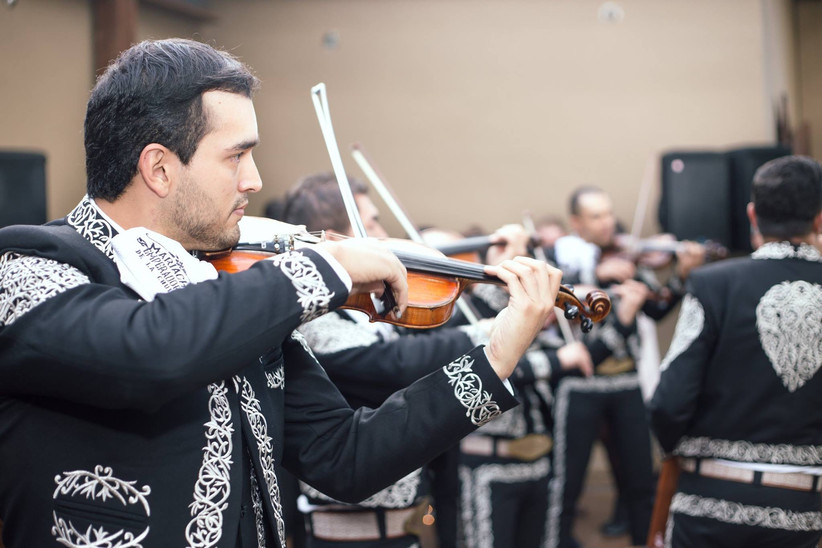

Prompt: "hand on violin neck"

[610,279,651,326]
[674,240,706,279]
[482,257,562,380]
[316,239,408,318]
[595,256,636,284]
[485,224,531,266]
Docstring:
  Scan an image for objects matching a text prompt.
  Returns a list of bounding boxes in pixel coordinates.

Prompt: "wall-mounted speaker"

[0,150,47,228]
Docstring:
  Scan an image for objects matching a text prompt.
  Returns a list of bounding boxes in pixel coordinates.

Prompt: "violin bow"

[310,83,397,317]
[350,142,482,326]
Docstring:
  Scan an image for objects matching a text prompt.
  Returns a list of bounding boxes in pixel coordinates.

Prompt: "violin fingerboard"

[235,235,296,254]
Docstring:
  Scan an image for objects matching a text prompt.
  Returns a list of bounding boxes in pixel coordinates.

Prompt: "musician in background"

[544,185,706,548]
[554,186,705,320]
[649,155,822,548]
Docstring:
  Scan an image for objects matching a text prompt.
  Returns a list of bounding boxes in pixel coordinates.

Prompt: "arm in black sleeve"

[0,249,348,410]
[298,312,479,405]
[281,341,519,503]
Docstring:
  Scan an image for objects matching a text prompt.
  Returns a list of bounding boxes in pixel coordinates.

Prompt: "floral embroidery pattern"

[238,376,286,548]
[0,253,90,326]
[185,382,234,548]
[249,461,267,548]
[660,294,705,372]
[671,493,822,531]
[67,196,117,260]
[265,366,285,390]
[268,252,333,323]
[756,280,822,392]
[443,355,502,426]
[51,465,151,548]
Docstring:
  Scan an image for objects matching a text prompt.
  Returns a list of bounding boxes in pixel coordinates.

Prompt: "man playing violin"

[0,39,564,548]
[281,173,593,548]
[649,155,822,548]
[544,185,707,548]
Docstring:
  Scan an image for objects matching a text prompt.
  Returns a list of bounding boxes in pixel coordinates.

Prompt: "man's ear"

[746,202,758,233]
[813,211,822,235]
[136,143,176,198]
[568,214,581,235]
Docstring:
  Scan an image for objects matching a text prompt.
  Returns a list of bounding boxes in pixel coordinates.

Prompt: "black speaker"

[727,146,792,253]
[658,151,733,248]
[0,151,47,228]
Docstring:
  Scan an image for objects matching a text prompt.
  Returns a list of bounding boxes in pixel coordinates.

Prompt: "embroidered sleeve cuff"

[310,246,353,292]
[442,346,519,427]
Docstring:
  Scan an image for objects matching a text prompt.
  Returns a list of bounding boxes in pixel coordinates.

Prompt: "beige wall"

[0,0,92,220]
[0,0,815,232]
[0,0,210,219]
[797,0,822,160]
[203,0,776,237]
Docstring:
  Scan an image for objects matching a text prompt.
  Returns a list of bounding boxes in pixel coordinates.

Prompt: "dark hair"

[85,38,260,200]
[752,155,822,239]
[568,185,605,215]
[282,172,368,233]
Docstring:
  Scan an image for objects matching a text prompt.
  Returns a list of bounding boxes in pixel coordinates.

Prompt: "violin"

[199,235,611,332]
[602,233,728,270]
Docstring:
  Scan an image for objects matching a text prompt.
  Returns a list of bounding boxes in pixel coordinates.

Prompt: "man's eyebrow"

[228,139,259,152]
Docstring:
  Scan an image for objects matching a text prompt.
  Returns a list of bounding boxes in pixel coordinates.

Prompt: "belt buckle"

[595,356,634,376]
[503,434,554,461]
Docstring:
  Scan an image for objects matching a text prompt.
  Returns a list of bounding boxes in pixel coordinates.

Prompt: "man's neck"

[762,234,817,246]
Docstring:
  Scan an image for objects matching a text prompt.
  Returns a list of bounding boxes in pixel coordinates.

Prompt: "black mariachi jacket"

[0,198,518,548]
[649,242,822,466]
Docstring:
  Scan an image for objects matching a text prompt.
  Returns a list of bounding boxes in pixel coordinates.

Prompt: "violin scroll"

[556,285,610,333]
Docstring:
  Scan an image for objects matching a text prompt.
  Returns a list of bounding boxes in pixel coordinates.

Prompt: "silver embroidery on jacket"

[249,461,267,548]
[751,241,822,263]
[659,294,705,372]
[67,196,117,259]
[51,465,151,548]
[238,376,286,548]
[670,493,822,531]
[268,252,333,322]
[300,469,422,508]
[186,381,234,548]
[0,253,90,326]
[298,312,380,354]
[266,366,285,390]
[444,355,502,426]
[673,436,822,466]
[756,280,822,392]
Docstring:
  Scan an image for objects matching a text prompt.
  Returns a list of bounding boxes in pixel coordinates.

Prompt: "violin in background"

[602,233,728,270]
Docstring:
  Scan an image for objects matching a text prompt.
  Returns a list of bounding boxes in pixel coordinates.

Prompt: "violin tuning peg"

[563,304,579,320]
[581,317,594,333]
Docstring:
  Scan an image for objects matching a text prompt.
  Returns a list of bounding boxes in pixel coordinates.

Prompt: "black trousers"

[459,452,551,548]
[547,373,655,548]
[667,471,822,548]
